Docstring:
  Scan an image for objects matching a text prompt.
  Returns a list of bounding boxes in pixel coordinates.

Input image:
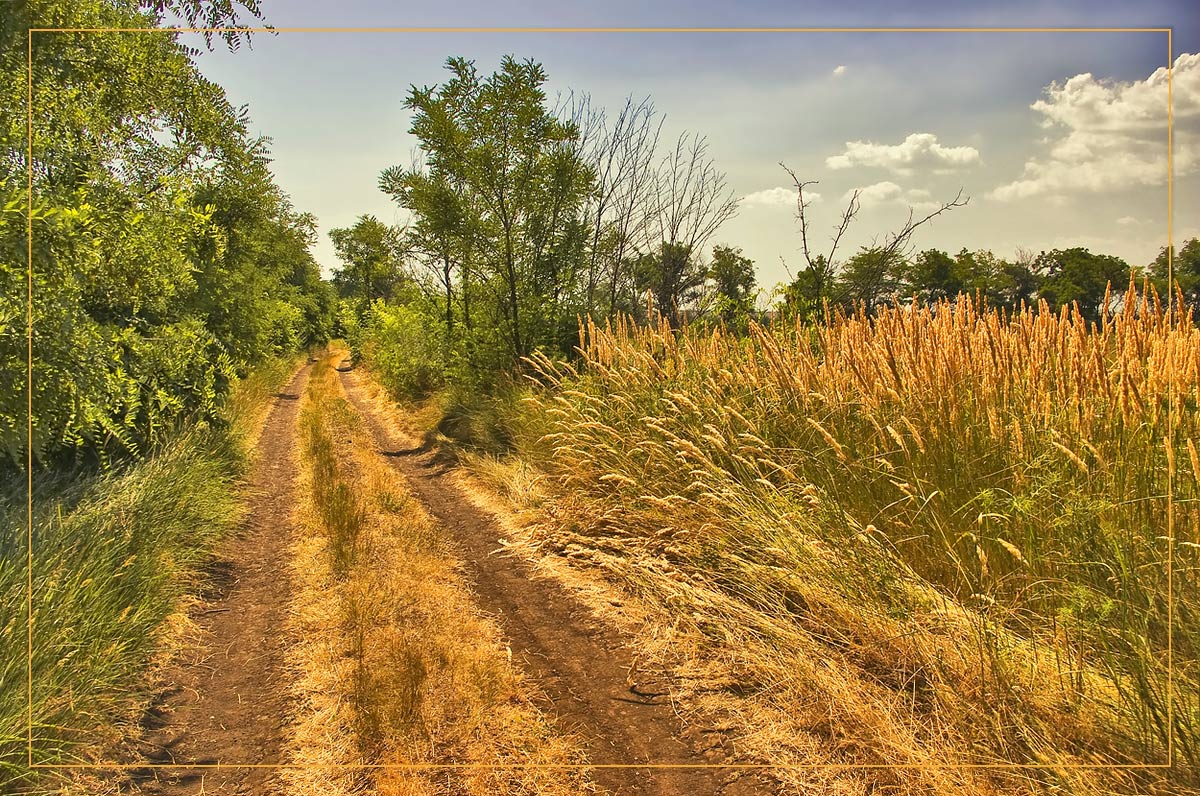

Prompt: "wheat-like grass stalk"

[513,292,1199,793]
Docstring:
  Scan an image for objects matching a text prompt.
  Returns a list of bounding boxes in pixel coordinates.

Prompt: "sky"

[180,1,1200,294]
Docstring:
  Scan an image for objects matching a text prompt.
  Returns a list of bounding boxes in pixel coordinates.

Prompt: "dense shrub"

[361,300,451,400]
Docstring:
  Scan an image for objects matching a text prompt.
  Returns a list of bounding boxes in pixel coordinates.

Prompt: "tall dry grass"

[517,289,1197,795]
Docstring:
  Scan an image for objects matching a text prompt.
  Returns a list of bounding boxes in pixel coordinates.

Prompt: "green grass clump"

[0,357,299,794]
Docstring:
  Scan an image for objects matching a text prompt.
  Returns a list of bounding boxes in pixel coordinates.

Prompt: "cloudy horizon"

[176,1,1199,294]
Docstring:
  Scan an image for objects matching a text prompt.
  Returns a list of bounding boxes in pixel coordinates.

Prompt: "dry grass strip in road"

[337,358,772,796]
[281,352,590,796]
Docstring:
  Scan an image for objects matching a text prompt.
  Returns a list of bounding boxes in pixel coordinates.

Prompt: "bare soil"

[338,365,774,796]
[115,365,311,795]
[103,358,777,796]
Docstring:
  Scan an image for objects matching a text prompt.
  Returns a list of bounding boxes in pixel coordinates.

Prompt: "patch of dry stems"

[495,289,1200,795]
[282,350,590,796]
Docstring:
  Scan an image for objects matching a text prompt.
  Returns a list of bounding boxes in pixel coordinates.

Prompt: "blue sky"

[183,1,1200,291]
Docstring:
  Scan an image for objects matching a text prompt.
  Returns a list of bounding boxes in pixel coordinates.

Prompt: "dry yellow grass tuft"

[487,291,1198,795]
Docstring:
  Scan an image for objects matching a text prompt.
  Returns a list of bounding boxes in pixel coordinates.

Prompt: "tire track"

[338,364,770,796]
[121,364,311,795]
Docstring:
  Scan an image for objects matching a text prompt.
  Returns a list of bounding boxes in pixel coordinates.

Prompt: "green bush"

[362,300,451,400]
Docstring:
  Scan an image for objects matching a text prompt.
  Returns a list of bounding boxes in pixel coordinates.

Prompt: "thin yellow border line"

[29,26,1173,34]
[25,23,1180,773]
[1166,24,1175,770]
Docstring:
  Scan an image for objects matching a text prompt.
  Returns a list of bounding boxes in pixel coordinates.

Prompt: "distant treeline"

[331,54,1194,398]
[776,240,1196,323]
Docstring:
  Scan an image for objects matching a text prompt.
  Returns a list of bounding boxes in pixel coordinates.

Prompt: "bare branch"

[881,188,969,261]
[780,162,822,271]
[827,188,861,269]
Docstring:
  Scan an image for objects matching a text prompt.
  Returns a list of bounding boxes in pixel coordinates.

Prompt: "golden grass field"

[455,289,1200,795]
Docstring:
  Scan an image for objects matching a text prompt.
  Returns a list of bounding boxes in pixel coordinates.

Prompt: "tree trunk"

[504,228,523,360]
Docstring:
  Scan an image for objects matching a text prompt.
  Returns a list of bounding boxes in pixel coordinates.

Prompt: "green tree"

[1,0,329,466]
[902,248,1041,311]
[383,56,595,365]
[992,250,1042,311]
[380,167,467,335]
[329,215,407,312]
[905,248,960,303]
[835,246,905,314]
[1149,237,1200,309]
[953,249,998,299]
[1035,247,1131,322]
[708,244,757,330]
[778,254,833,322]
[776,163,967,320]
[634,242,706,328]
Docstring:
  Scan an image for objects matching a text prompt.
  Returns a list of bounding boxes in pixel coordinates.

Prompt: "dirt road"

[111,359,771,795]
[120,365,310,795]
[338,366,770,796]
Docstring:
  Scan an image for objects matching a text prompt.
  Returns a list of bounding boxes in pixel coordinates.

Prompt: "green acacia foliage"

[380,56,595,369]
[0,0,333,467]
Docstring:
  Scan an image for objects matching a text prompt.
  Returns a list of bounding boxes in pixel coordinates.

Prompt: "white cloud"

[841,182,940,210]
[825,132,981,175]
[833,65,846,77]
[741,186,819,207]
[845,181,901,206]
[990,52,1199,201]
[1117,215,1143,226]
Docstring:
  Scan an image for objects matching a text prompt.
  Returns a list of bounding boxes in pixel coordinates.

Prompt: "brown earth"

[115,364,311,795]
[337,364,775,796]
[105,356,778,795]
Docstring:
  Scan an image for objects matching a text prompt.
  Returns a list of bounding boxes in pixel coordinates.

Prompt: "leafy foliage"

[1150,237,1200,307]
[329,214,408,312]
[708,244,757,330]
[361,299,452,400]
[1035,247,1131,321]
[0,0,333,468]
[381,56,595,369]
[633,242,706,329]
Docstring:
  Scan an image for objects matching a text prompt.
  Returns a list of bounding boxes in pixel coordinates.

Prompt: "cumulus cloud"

[741,186,818,207]
[825,132,981,175]
[844,181,901,206]
[841,181,940,210]
[990,52,1199,201]
[833,65,846,77]
[1117,215,1144,226]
